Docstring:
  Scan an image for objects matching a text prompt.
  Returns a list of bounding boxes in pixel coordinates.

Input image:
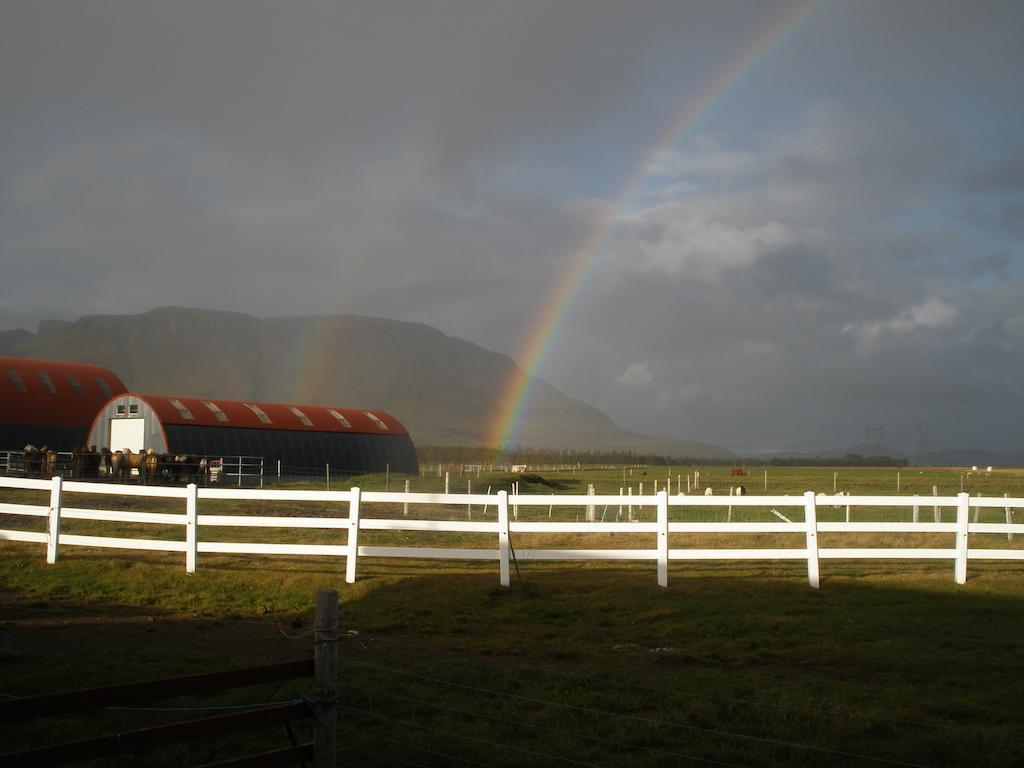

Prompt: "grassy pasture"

[2,464,1024,766]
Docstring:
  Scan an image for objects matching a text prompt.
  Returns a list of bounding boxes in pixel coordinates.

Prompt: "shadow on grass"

[2,548,1024,766]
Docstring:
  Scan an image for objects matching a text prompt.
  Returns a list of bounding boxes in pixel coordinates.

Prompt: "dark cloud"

[2,0,1023,454]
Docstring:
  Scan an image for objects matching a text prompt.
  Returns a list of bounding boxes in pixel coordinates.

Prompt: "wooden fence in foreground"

[0,588,338,767]
[1,476,1022,588]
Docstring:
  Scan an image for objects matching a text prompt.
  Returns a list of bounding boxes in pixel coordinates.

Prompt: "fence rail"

[0,588,339,767]
[1,476,1021,588]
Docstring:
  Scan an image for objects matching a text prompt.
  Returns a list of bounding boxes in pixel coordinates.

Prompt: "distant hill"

[0,307,729,458]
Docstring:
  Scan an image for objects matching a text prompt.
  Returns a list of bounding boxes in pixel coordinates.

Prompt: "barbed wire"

[340,658,937,768]
[339,724,497,767]
[344,683,754,768]
[401,648,1004,738]
[340,743,435,768]
[338,701,603,768]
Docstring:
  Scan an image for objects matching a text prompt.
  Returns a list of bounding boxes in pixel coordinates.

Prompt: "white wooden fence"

[1,476,1022,588]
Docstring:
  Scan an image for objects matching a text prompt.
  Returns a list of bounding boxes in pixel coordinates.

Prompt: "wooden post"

[955,492,970,585]
[467,480,472,519]
[185,483,198,574]
[657,490,668,588]
[46,475,63,564]
[403,479,410,516]
[497,490,510,587]
[444,471,449,495]
[586,484,595,523]
[313,588,338,768]
[913,496,919,524]
[933,485,940,523]
[1006,493,1014,542]
[346,487,361,584]
[727,486,733,523]
[804,491,820,589]
[973,492,982,524]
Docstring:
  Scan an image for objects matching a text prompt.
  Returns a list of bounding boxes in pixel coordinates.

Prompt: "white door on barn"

[109,418,146,453]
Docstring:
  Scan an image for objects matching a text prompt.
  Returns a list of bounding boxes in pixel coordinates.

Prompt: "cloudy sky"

[2,0,1022,455]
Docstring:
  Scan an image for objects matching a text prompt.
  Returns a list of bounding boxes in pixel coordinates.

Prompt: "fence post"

[346,487,361,584]
[1006,493,1013,542]
[497,490,510,587]
[913,495,919,523]
[804,491,820,589]
[404,479,410,516]
[955,492,970,585]
[46,475,63,564]
[657,490,668,588]
[185,483,198,574]
[933,485,940,523]
[314,588,338,768]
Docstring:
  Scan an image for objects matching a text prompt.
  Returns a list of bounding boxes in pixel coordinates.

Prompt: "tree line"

[416,446,909,468]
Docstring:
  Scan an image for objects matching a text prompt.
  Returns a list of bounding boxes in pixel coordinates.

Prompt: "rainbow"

[486,0,829,449]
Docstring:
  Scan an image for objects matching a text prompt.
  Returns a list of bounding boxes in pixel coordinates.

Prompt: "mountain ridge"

[0,306,729,458]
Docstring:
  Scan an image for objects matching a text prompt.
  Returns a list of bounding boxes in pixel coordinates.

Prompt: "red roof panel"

[0,357,128,429]
[118,394,410,436]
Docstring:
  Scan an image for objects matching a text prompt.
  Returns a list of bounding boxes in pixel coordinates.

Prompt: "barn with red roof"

[87,393,418,475]
[1,357,128,451]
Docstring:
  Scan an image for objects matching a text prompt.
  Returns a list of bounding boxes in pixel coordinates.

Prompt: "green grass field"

[2,465,1023,766]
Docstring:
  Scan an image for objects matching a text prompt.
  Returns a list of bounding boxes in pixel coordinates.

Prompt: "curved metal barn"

[87,393,418,475]
[0,357,128,451]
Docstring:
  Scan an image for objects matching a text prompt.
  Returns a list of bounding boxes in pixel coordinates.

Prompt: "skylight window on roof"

[65,373,85,396]
[37,371,56,395]
[169,399,194,420]
[327,409,352,428]
[6,369,26,393]
[243,402,272,424]
[203,401,230,422]
[288,406,314,427]
[95,378,113,398]
[365,412,389,430]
